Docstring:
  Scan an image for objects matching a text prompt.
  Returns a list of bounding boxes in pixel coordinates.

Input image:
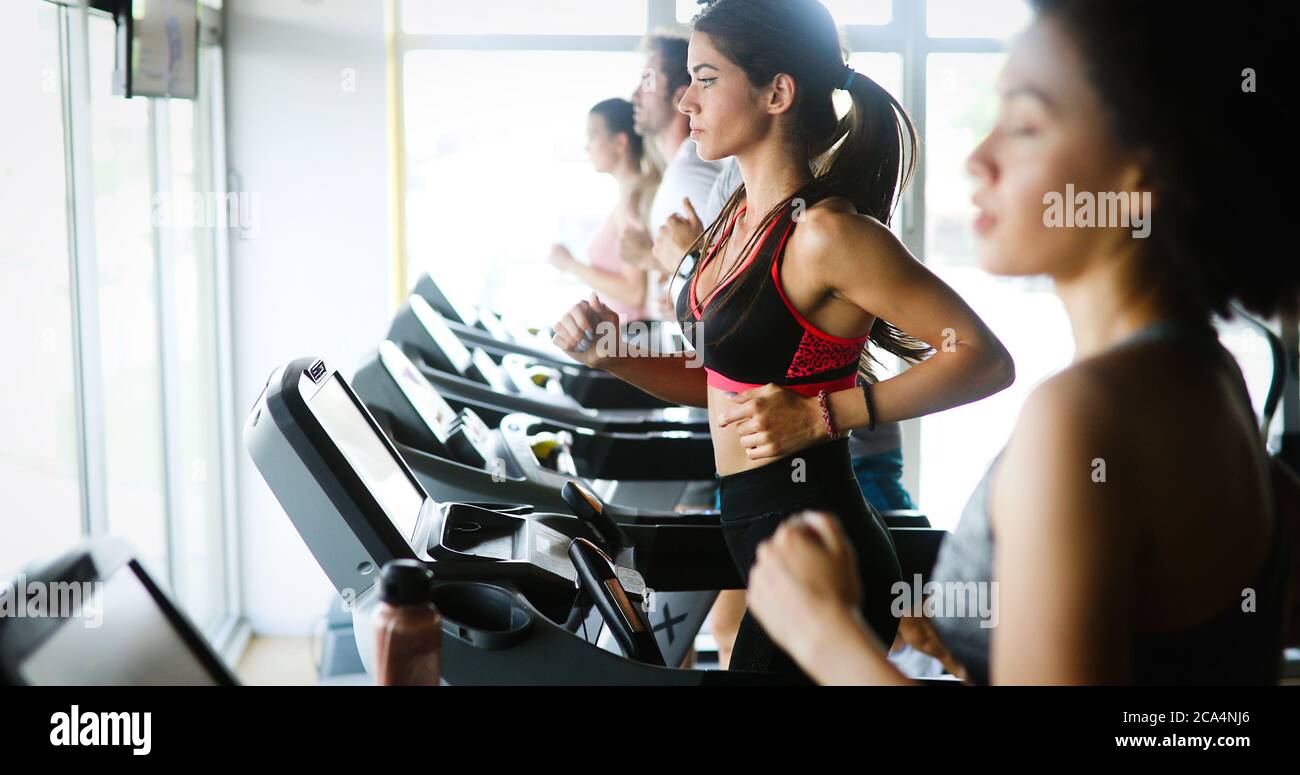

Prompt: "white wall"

[225,0,392,635]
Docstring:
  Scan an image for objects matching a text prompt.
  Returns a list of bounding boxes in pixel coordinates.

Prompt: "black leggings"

[719,437,902,677]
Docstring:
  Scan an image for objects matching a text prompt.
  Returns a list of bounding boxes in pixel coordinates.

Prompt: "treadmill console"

[378,341,497,467]
[246,358,432,595]
[437,503,576,585]
[304,370,428,542]
[406,295,517,394]
[467,347,516,394]
[413,271,480,327]
[246,358,592,619]
[408,294,475,375]
[475,308,514,343]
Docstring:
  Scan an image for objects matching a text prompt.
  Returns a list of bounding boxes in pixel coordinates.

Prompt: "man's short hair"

[642,32,691,96]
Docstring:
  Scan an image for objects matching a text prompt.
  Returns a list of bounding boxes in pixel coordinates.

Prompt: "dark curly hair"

[1031,0,1296,320]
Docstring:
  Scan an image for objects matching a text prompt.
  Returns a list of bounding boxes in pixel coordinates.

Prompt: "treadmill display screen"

[18,565,222,686]
[410,295,474,374]
[380,340,458,435]
[423,271,480,326]
[308,375,425,539]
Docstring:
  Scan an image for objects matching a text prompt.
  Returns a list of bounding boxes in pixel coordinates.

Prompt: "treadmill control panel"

[380,340,458,434]
[468,348,516,394]
[380,341,498,467]
[409,294,475,375]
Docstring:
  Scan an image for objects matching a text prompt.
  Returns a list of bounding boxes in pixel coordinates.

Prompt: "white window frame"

[43,0,244,661]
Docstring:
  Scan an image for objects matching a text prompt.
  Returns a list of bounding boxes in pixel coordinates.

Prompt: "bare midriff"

[708,383,767,477]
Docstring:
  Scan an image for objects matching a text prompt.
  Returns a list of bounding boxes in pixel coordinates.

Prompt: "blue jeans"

[851,446,915,511]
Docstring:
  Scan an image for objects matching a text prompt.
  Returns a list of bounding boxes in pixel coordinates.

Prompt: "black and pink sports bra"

[675,196,869,398]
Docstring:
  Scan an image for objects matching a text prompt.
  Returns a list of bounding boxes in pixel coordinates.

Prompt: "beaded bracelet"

[817,389,839,440]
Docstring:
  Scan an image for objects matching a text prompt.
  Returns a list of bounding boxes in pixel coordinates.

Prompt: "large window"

[0,1,83,574]
[403,49,645,324]
[90,14,170,580]
[2,1,238,650]
[407,1,646,35]
[919,50,1073,527]
[927,0,1031,39]
[677,0,893,25]
[163,57,233,632]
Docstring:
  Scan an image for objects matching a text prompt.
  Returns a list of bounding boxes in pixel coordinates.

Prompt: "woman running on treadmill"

[744,0,1297,684]
[552,0,1015,675]
[548,98,657,321]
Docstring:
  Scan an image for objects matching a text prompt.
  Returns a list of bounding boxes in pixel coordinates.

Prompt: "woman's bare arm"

[552,295,709,408]
[599,353,709,408]
[804,209,1014,428]
[988,373,1134,684]
[798,606,913,685]
[717,209,1014,459]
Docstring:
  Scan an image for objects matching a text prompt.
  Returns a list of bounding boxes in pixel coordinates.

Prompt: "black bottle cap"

[378,560,434,606]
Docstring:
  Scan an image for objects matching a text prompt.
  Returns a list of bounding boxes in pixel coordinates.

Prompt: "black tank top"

[674,195,869,397]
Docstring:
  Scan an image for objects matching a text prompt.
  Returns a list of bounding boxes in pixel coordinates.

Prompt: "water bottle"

[372,560,441,686]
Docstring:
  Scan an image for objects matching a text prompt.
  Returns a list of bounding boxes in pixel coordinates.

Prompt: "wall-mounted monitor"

[111,0,199,99]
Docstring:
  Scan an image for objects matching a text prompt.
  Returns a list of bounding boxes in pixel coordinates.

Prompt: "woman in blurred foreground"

[747,0,1297,684]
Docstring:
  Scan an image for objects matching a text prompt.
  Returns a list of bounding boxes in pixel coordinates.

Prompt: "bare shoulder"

[1020,366,1105,429]
[999,356,1145,500]
[1025,339,1199,434]
[1000,369,1133,507]
[991,364,1131,542]
[788,196,902,272]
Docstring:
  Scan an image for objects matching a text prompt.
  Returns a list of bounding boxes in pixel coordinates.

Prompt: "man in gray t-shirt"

[626,34,722,320]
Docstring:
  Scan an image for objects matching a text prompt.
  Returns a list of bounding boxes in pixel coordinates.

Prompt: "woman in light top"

[548,98,659,321]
